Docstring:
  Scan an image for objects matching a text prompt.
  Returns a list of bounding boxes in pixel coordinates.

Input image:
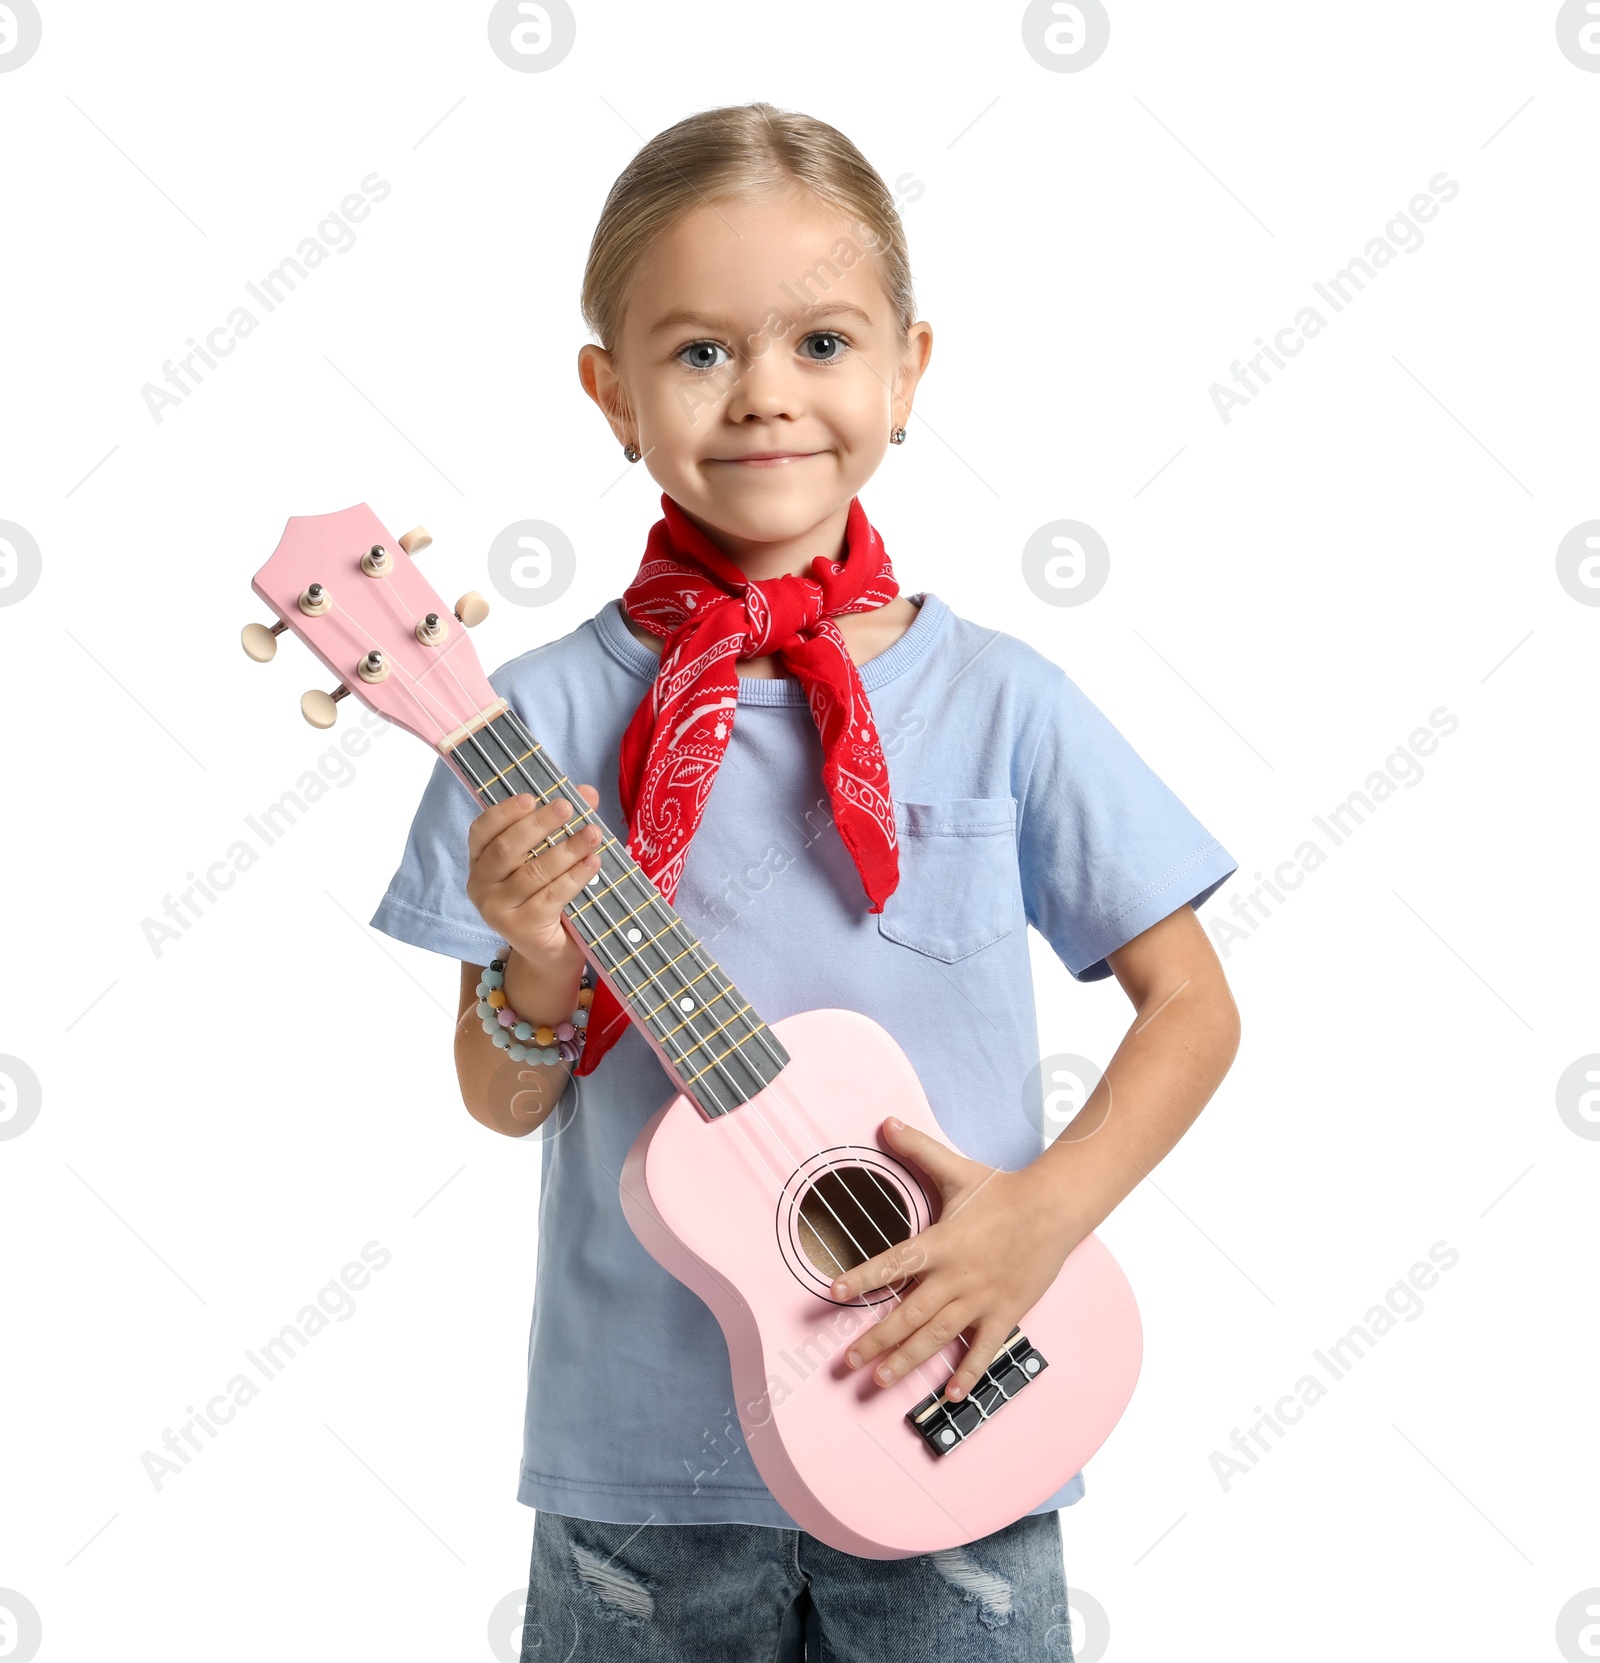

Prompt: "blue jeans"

[518,1508,1074,1661]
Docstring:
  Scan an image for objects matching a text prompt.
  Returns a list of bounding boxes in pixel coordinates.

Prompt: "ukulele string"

[375,591,971,1388]
[457,720,965,1393]
[472,714,948,1349]
[497,673,979,1392]
[340,586,971,1392]
[327,582,968,1388]
[482,696,927,1272]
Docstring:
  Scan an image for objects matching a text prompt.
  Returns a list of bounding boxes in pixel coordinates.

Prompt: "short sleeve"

[368,747,505,967]
[1016,672,1237,981]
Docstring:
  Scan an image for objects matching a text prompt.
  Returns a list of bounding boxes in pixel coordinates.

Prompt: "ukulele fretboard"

[441,701,790,1119]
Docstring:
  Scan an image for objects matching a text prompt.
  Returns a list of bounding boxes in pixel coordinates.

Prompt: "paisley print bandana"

[573,491,902,1077]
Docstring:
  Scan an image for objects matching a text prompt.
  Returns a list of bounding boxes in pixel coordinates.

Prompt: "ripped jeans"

[518,1508,1073,1661]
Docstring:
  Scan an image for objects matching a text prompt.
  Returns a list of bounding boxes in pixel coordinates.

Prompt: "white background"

[2,3,1596,1659]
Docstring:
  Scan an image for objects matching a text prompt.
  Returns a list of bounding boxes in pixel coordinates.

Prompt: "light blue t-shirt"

[369,590,1237,1527]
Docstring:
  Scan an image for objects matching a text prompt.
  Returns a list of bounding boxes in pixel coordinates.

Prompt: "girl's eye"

[801,331,851,365]
[676,331,853,374]
[677,340,730,373]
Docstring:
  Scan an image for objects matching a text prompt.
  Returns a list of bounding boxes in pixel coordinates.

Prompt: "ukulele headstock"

[245,503,496,752]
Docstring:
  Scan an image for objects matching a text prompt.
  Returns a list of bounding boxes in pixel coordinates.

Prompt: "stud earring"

[623,442,641,463]
[889,426,906,445]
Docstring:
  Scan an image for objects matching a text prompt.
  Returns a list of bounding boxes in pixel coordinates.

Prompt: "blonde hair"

[580,101,915,370]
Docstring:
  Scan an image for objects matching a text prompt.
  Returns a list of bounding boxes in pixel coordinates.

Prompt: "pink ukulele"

[246,504,1143,1559]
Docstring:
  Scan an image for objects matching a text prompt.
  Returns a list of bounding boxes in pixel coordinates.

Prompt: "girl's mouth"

[710,451,821,468]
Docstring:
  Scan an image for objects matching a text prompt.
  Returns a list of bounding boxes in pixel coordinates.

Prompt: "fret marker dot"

[587,875,601,887]
[627,928,642,943]
[678,996,695,1012]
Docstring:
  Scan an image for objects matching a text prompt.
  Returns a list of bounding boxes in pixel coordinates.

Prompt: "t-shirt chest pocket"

[876,797,1021,962]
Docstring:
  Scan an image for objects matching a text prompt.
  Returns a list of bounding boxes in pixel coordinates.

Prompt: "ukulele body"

[619,1006,1143,1559]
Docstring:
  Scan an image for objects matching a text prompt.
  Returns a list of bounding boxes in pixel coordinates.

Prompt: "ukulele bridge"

[905,1328,1048,1456]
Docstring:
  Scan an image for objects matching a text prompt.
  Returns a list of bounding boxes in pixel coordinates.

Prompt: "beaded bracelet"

[477,948,594,1067]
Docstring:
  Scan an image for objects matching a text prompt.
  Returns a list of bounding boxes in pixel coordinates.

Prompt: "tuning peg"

[301,686,349,729]
[398,525,432,556]
[455,591,489,627]
[241,620,287,662]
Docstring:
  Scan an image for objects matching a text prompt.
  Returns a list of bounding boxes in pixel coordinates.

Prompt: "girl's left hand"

[829,1115,1080,1401]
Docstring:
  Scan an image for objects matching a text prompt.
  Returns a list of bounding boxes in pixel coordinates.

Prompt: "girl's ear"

[577,342,634,446]
[890,321,935,430]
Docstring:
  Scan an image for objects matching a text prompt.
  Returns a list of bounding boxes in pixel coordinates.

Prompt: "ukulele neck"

[441,699,790,1119]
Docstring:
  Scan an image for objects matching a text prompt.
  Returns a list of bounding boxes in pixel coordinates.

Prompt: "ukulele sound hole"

[796,1165,914,1283]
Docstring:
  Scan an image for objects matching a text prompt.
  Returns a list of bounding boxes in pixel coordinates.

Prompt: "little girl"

[371,102,1240,1662]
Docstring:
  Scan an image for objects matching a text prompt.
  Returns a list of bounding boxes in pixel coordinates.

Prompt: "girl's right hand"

[465,785,604,970]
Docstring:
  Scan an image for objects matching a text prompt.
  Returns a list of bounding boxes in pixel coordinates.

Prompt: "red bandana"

[573,491,902,1077]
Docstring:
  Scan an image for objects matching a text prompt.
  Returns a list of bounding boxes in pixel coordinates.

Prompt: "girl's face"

[580,188,931,560]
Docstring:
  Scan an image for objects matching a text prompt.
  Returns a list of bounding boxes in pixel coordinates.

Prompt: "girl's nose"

[721,347,806,424]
